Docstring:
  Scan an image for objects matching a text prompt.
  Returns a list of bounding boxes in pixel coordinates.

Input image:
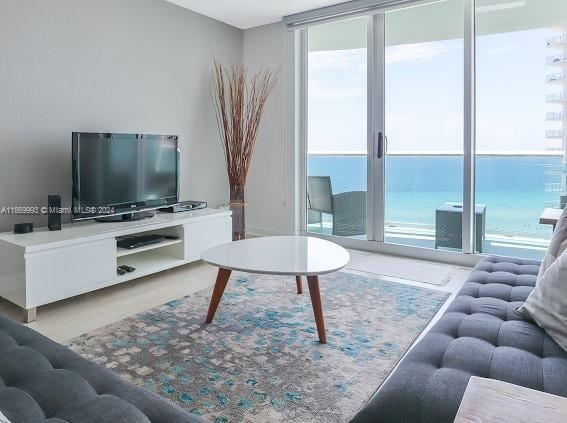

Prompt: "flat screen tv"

[72,132,179,221]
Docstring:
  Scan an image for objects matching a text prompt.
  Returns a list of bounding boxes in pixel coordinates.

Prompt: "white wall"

[0,0,242,231]
[243,23,298,236]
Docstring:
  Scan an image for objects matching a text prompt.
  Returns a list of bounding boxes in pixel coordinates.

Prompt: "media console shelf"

[0,208,232,322]
[116,238,183,258]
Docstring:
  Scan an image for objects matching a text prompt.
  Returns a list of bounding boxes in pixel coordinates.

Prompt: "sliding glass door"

[383,0,465,251]
[303,0,567,260]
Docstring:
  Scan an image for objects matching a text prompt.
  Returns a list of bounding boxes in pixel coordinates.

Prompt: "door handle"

[377,132,385,159]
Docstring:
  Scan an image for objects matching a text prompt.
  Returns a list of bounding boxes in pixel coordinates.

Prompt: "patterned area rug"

[68,271,449,422]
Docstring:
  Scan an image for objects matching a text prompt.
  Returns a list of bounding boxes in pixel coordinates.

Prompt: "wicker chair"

[307,176,366,237]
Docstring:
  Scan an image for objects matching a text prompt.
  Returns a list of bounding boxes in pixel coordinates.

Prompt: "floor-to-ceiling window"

[307,18,368,239]
[474,0,567,259]
[302,0,567,260]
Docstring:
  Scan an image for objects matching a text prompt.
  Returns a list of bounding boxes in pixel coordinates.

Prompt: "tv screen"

[72,132,179,220]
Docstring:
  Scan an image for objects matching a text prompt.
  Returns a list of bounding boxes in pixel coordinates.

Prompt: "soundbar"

[159,200,207,213]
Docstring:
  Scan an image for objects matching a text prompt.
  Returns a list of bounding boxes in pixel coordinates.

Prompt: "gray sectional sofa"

[0,314,201,423]
[4,255,566,422]
[352,255,567,422]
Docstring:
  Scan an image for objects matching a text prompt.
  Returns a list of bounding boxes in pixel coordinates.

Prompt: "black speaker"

[48,195,62,231]
[14,223,33,234]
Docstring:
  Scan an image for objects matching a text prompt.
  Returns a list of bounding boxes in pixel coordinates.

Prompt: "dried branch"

[211,61,278,188]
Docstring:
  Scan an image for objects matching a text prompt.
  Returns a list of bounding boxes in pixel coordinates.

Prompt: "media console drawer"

[184,216,232,261]
[25,239,116,307]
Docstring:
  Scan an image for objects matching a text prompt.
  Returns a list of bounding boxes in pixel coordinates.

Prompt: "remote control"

[119,265,136,273]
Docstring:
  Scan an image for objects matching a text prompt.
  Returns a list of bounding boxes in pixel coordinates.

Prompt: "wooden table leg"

[295,276,303,294]
[206,268,232,323]
[307,276,326,344]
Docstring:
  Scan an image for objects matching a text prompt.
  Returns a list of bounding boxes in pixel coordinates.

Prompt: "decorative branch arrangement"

[211,61,277,240]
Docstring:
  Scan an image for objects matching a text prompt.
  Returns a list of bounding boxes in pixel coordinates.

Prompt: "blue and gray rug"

[69,271,449,422]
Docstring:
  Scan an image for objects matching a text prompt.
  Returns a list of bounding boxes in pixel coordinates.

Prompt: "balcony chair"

[307,176,366,237]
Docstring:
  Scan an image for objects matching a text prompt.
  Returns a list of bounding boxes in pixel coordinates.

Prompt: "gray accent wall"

[0,0,242,230]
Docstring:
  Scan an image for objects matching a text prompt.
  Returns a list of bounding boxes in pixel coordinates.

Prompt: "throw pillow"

[516,251,567,351]
[536,206,567,280]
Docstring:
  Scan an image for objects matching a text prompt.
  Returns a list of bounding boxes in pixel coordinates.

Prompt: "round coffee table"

[201,236,350,344]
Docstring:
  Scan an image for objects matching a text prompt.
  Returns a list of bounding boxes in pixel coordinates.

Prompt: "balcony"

[545,200,561,208]
[545,163,567,175]
[547,34,567,48]
[308,216,550,261]
[546,73,567,84]
[545,182,565,193]
[546,130,563,139]
[547,54,567,66]
[307,154,557,261]
[546,93,565,104]
[546,111,567,121]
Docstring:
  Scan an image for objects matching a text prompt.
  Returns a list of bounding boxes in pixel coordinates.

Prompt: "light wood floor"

[0,250,471,344]
[0,261,217,343]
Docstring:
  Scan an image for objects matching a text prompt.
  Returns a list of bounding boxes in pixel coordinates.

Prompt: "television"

[72,132,179,221]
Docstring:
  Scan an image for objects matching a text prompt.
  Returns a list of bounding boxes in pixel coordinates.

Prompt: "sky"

[308,27,560,155]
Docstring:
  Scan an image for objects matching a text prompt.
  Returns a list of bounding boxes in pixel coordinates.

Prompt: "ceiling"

[165,0,567,32]
[164,0,347,29]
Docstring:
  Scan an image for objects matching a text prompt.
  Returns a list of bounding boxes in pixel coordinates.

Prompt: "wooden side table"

[455,377,567,423]
[539,207,563,229]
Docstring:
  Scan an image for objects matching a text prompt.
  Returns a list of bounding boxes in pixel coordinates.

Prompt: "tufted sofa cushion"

[0,314,204,423]
[351,256,567,423]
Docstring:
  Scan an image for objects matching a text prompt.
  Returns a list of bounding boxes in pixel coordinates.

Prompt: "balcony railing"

[546,147,564,153]
[547,111,567,121]
[547,54,567,66]
[546,130,563,139]
[545,200,561,208]
[547,73,567,83]
[545,182,565,193]
[547,34,567,47]
[307,153,556,259]
[545,163,567,175]
[546,93,565,103]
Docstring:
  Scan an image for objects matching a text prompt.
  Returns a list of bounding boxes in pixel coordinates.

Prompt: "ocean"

[308,155,561,240]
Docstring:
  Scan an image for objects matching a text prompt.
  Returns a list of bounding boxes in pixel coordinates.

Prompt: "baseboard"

[246,226,292,237]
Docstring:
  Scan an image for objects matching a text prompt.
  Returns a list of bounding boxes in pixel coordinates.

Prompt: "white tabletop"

[201,236,350,276]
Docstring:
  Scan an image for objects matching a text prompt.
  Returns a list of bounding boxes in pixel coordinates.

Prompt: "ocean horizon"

[308,151,565,157]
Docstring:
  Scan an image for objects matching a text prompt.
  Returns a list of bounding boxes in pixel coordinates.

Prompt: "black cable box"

[159,200,207,213]
[117,234,164,249]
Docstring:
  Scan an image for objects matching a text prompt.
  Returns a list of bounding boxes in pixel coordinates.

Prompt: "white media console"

[0,208,232,322]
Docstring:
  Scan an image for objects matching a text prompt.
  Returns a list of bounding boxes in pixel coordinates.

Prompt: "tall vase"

[230,185,246,241]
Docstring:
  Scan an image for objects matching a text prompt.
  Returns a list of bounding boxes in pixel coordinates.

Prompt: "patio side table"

[435,203,486,252]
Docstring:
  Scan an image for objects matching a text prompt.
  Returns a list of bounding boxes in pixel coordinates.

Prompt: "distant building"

[546,32,567,208]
